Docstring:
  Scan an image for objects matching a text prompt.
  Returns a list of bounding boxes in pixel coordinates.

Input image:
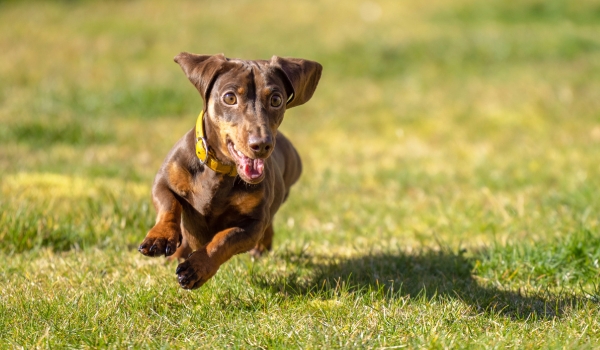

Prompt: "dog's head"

[174,53,322,184]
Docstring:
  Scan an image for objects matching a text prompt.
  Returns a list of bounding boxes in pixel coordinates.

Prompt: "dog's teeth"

[237,150,244,157]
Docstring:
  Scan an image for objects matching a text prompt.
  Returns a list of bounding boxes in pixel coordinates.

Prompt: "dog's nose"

[248,135,273,156]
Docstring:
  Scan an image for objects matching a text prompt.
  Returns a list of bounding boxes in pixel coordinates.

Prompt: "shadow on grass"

[252,248,590,320]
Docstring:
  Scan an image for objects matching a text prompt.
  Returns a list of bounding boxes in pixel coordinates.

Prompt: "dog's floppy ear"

[174,52,230,105]
[270,56,322,109]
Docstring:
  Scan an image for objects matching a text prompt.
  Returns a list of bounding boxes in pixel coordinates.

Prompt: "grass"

[1,0,600,347]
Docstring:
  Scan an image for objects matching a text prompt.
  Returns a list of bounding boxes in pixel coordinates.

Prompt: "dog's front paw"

[138,222,181,257]
[175,249,220,289]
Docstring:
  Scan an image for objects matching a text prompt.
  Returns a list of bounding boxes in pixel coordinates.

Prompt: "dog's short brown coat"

[138,53,322,289]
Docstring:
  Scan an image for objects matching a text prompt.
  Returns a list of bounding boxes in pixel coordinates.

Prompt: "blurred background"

[1,0,599,252]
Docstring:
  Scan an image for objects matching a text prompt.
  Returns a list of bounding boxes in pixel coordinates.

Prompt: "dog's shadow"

[252,248,590,319]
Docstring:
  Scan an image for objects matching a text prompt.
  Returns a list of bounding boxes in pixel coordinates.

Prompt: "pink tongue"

[240,158,264,179]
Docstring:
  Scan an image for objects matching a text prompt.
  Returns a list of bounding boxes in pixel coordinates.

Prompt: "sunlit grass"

[1,0,599,347]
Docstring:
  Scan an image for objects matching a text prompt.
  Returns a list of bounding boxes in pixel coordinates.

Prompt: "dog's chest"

[186,173,266,221]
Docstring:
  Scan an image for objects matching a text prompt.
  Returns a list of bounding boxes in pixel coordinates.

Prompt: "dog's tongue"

[239,157,264,179]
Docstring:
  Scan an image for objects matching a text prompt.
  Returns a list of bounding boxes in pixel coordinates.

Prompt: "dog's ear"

[270,56,322,109]
[174,52,230,105]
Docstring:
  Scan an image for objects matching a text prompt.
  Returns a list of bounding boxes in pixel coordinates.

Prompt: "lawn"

[1,0,600,348]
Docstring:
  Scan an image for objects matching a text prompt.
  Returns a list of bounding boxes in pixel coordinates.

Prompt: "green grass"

[1,0,600,347]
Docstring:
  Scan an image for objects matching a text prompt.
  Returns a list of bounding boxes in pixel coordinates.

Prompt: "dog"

[138,53,322,289]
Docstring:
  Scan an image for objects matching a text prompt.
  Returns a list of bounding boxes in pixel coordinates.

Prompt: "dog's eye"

[223,93,237,105]
[271,94,282,107]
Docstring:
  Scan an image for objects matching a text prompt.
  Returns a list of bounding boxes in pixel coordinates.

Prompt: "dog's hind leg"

[249,224,274,258]
[167,227,193,263]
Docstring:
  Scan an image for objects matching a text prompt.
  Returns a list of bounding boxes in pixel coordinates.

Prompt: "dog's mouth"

[227,141,265,183]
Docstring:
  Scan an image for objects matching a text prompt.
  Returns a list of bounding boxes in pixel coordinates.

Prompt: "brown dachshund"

[138,53,322,289]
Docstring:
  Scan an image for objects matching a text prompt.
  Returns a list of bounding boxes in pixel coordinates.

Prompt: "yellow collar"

[195,111,237,176]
